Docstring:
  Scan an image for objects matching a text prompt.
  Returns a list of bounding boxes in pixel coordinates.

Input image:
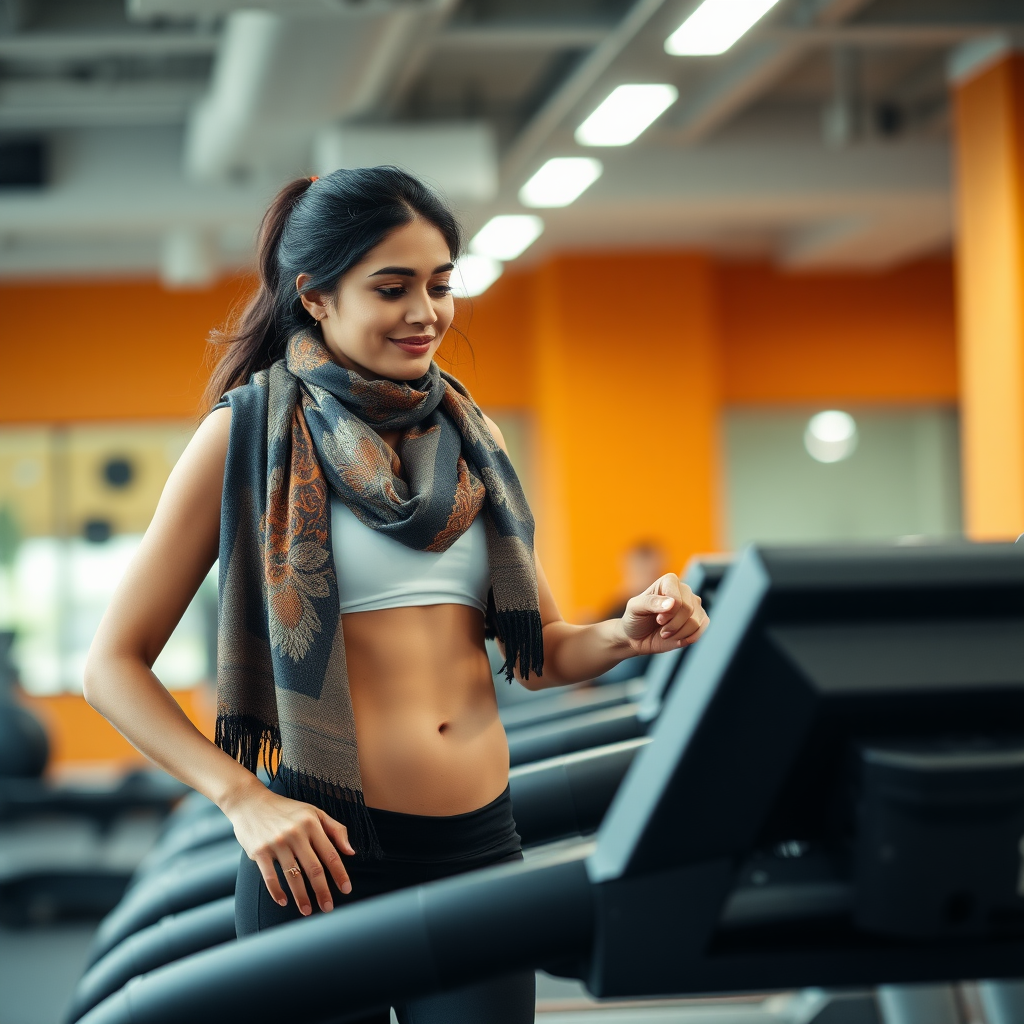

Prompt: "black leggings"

[235,784,535,1024]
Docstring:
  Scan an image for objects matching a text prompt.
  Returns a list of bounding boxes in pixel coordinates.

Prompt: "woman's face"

[298,216,455,381]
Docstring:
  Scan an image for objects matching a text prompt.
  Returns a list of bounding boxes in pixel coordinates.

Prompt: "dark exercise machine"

[76,543,1024,1024]
[0,631,187,924]
[68,734,651,1020]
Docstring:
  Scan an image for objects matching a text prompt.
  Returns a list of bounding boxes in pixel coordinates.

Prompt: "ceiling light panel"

[469,215,544,262]
[519,157,603,208]
[451,254,503,298]
[665,0,783,57]
[575,85,678,147]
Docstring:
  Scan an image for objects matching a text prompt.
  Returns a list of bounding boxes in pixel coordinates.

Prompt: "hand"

[618,573,709,656]
[225,783,355,915]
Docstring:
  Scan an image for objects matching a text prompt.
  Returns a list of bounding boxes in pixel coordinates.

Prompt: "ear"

[296,273,330,322]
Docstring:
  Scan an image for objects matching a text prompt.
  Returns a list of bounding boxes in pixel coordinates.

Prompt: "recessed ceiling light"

[451,254,503,298]
[519,157,603,208]
[665,0,783,56]
[469,215,544,262]
[575,84,678,147]
[804,410,858,463]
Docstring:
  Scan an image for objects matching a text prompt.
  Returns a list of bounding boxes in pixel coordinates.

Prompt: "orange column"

[532,253,722,620]
[952,49,1024,539]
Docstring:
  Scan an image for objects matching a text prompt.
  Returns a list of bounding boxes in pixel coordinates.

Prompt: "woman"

[85,167,709,1023]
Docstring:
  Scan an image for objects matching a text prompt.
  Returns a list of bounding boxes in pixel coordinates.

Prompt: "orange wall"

[0,253,957,761]
[531,253,723,617]
[0,258,955,424]
[0,277,253,424]
[720,259,957,405]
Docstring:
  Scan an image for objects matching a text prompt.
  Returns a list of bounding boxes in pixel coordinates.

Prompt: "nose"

[406,287,439,327]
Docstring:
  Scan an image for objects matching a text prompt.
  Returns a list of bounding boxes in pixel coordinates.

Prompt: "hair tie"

[309,176,319,183]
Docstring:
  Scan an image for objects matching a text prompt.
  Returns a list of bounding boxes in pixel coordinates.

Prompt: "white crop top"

[331,498,490,615]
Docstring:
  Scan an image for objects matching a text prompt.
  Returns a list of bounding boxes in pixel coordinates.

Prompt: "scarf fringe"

[216,713,281,777]
[494,607,545,683]
[277,765,383,860]
[216,715,382,859]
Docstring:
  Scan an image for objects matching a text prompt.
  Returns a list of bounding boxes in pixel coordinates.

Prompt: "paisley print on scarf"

[427,458,485,552]
[262,409,333,661]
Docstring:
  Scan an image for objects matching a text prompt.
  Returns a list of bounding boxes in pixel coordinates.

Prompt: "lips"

[388,335,434,353]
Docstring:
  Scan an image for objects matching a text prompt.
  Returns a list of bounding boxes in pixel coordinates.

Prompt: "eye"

[377,286,405,299]
[432,283,453,296]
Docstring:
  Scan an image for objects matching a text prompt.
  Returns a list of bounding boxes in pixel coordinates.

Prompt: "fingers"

[638,576,696,624]
[631,575,709,650]
[248,805,355,916]
[274,843,314,915]
[254,851,289,908]
[312,815,353,896]
[320,812,356,857]
[293,842,335,914]
[683,611,710,645]
[661,594,707,641]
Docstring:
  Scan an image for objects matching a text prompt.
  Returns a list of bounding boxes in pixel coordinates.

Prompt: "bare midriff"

[341,602,510,816]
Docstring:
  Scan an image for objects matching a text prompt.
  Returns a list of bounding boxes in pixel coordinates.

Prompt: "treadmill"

[75,542,1024,1024]
[67,558,730,1017]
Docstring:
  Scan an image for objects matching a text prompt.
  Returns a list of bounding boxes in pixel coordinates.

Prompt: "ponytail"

[202,167,462,415]
[202,177,314,413]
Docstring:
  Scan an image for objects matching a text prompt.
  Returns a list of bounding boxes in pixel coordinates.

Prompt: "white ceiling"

[0,0,1020,284]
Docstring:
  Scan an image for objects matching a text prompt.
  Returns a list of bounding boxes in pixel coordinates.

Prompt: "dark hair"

[203,166,463,411]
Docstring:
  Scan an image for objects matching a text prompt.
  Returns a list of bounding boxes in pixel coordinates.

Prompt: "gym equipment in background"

[67,734,653,1022]
[75,543,1024,1024]
[0,631,187,924]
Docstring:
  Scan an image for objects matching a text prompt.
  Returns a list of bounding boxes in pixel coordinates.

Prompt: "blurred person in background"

[83,167,708,1023]
[601,541,670,622]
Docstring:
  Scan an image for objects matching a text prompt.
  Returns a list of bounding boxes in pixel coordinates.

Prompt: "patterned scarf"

[215,329,542,857]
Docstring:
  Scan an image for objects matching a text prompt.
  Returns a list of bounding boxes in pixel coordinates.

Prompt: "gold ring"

[286,865,302,878]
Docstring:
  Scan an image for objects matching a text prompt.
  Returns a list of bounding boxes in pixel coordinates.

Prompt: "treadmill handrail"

[78,846,594,1024]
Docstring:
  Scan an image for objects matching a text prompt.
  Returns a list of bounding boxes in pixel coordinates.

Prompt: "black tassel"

[215,713,281,777]
[216,715,383,859]
[493,608,545,682]
[277,765,383,860]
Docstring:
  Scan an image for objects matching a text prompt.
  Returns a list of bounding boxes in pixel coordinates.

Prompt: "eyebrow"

[368,262,454,278]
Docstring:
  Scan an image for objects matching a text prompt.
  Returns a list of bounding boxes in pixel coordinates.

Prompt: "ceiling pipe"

[669,0,877,146]
[821,46,860,149]
[183,4,448,183]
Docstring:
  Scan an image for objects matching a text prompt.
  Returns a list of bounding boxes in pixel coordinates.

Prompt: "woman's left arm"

[482,415,709,689]
[529,557,708,687]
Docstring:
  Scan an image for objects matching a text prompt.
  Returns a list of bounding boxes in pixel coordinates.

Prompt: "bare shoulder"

[169,406,231,492]
[146,404,232,556]
[155,405,230,520]
[481,412,508,454]
[192,404,232,459]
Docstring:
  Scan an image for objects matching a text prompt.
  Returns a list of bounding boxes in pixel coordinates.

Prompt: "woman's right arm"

[84,407,352,915]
